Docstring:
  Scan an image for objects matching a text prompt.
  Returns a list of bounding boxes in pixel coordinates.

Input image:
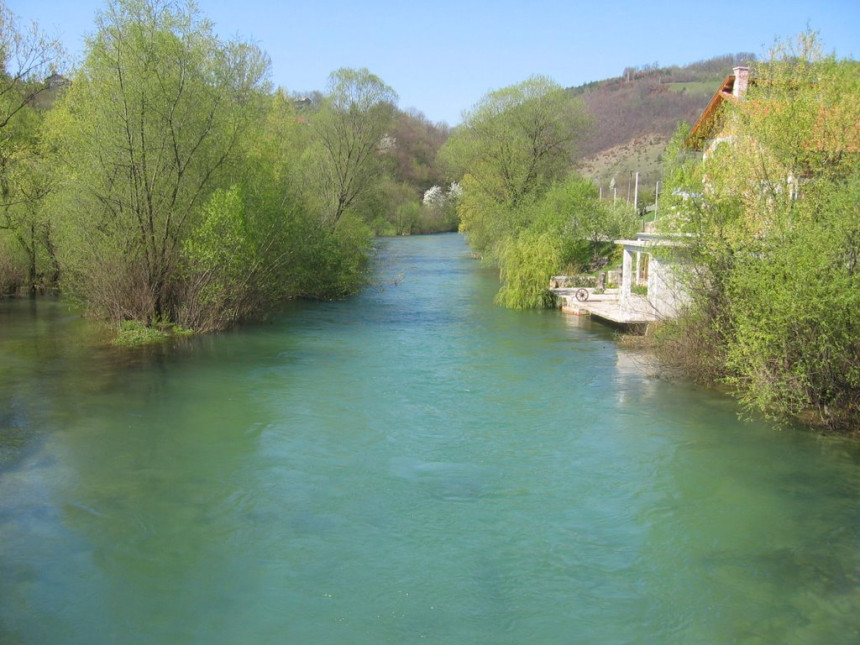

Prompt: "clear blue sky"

[9,0,859,125]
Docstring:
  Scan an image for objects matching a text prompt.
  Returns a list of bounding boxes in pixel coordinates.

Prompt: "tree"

[417,182,459,233]
[438,77,605,308]
[387,108,449,193]
[660,32,860,432]
[46,0,269,324]
[495,174,637,309]
[305,67,397,226]
[0,3,64,130]
[0,3,64,293]
[441,76,589,257]
[1,114,59,292]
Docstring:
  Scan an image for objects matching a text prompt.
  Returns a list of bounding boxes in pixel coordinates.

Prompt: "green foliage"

[722,174,860,429]
[442,76,589,257]
[539,176,639,264]
[392,200,421,236]
[291,213,373,298]
[454,173,518,259]
[442,72,636,309]
[443,77,636,311]
[357,176,416,235]
[0,5,65,294]
[0,106,60,293]
[30,1,377,333]
[0,232,26,294]
[495,228,563,309]
[113,320,170,346]
[498,175,638,308]
[179,186,257,330]
[1,1,434,335]
[416,183,459,234]
[46,0,270,324]
[491,173,636,309]
[176,85,374,329]
[661,33,860,431]
[113,319,193,346]
[306,67,398,226]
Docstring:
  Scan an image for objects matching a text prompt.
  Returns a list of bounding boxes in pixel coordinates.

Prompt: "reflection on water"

[2,234,860,644]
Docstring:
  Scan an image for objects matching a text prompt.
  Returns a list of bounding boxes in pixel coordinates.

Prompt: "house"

[550,232,689,328]
[594,70,760,323]
[606,68,758,321]
[687,63,860,164]
[686,65,750,156]
[614,232,689,320]
[555,61,856,329]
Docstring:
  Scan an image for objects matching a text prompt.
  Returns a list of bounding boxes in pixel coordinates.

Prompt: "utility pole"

[633,172,639,212]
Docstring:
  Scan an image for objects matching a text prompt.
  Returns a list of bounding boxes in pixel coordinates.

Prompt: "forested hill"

[570,53,755,192]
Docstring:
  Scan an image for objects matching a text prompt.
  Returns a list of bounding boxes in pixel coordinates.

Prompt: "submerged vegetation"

[114,319,193,347]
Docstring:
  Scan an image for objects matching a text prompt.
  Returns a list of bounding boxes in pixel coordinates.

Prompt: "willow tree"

[178,89,373,332]
[494,174,637,309]
[46,0,269,324]
[305,67,397,226]
[440,76,589,257]
[439,76,595,308]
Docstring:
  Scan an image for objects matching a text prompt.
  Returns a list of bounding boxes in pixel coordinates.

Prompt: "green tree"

[441,75,589,257]
[495,174,637,308]
[46,0,269,324]
[660,33,860,431]
[0,3,65,129]
[0,100,58,293]
[178,85,374,331]
[0,3,64,293]
[305,67,397,226]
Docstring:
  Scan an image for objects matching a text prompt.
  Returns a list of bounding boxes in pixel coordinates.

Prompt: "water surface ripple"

[2,234,859,643]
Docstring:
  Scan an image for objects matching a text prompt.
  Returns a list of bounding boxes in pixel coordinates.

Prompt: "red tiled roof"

[686,73,860,154]
[686,74,737,150]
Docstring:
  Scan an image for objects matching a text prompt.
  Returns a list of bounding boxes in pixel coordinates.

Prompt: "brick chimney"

[732,66,750,99]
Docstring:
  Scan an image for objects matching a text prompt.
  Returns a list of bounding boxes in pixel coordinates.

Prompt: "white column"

[635,251,641,286]
[621,245,633,312]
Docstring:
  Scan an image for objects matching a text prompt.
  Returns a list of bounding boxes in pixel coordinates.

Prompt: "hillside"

[570,53,755,200]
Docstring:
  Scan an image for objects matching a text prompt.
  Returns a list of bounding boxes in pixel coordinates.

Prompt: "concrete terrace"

[550,287,660,331]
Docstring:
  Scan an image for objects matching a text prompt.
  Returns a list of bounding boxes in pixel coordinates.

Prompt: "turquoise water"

[1,233,859,644]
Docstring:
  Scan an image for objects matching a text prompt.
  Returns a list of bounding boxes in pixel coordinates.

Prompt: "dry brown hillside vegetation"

[570,53,755,199]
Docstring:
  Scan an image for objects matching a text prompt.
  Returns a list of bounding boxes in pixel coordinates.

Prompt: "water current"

[1,233,859,643]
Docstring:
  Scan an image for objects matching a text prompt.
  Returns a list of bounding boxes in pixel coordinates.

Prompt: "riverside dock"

[550,286,659,331]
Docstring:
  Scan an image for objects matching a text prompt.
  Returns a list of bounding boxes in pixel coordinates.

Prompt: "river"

[1,233,859,643]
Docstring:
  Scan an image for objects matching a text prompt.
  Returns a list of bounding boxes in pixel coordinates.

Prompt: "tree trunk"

[28,223,37,297]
